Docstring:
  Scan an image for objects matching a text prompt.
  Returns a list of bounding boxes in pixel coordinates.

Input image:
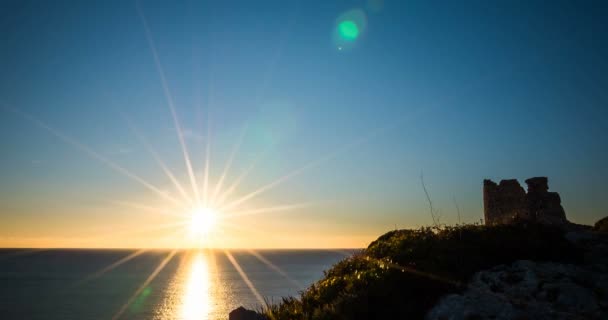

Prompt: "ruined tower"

[524,177,567,225]
[483,177,568,226]
[483,179,528,225]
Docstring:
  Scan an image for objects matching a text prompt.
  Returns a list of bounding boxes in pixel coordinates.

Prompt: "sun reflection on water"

[180,252,213,320]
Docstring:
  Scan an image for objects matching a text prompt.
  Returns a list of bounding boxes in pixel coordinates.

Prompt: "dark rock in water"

[594,216,608,232]
[229,306,263,320]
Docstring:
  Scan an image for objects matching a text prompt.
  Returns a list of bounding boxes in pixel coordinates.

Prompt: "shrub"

[260,223,582,319]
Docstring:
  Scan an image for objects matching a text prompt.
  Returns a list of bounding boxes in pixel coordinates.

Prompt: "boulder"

[229,306,263,320]
[594,216,608,233]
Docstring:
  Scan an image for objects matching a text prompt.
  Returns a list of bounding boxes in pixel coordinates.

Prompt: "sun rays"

[111,250,178,320]
[2,81,377,318]
[0,5,394,319]
[74,249,148,286]
[137,2,201,207]
[225,250,266,306]
[248,250,304,290]
[121,113,195,205]
[2,97,369,318]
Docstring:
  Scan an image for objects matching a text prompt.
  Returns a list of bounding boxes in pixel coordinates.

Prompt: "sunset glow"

[1,0,605,251]
[1,1,607,319]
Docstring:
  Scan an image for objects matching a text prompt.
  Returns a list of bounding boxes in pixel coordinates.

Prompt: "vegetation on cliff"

[258,223,583,319]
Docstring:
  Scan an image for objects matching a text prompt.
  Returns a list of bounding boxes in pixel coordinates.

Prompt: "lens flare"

[333,8,367,50]
[339,20,359,40]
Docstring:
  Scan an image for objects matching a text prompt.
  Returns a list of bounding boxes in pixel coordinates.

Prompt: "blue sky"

[1,0,607,248]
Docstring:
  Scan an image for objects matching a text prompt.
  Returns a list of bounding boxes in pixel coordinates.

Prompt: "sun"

[189,207,218,236]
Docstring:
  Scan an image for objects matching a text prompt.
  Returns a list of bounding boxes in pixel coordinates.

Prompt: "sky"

[0,0,607,248]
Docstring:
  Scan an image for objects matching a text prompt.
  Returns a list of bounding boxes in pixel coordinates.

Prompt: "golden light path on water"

[156,250,231,320]
[180,252,213,320]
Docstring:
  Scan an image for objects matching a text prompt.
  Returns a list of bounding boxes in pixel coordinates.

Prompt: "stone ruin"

[483,177,568,226]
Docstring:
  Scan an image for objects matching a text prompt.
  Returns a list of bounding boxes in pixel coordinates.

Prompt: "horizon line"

[0,247,364,251]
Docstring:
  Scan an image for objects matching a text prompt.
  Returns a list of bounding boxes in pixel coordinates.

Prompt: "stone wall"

[483,177,567,226]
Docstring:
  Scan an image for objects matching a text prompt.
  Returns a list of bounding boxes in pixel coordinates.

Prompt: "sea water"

[0,249,354,319]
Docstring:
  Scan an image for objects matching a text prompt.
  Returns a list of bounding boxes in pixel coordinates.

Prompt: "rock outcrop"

[229,306,263,320]
[427,229,608,320]
[426,260,608,320]
[594,216,608,233]
[483,177,568,226]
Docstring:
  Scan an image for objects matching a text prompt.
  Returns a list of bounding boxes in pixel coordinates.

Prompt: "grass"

[258,223,583,319]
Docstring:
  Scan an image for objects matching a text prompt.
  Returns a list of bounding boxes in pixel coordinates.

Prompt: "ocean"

[0,249,355,319]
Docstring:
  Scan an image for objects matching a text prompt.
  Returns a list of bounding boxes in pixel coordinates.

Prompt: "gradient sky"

[1,0,607,248]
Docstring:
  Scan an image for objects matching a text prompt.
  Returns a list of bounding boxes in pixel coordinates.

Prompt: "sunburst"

[189,207,219,237]
[0,4,400,319]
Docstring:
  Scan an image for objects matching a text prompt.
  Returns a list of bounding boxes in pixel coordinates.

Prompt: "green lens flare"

[130,287,153,313]
[338,20,359,40]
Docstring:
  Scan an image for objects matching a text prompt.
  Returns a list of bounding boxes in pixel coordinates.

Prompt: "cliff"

[231,222,608,319]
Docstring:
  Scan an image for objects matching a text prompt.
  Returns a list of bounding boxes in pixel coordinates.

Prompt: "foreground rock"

[427,230,608,320]
[427,260,608,320]
[595,216,608,232]
[229,306,263,320]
